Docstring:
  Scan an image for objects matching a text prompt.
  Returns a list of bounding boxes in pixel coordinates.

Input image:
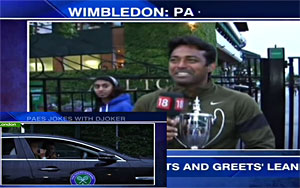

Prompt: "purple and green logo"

[70,170,96,185]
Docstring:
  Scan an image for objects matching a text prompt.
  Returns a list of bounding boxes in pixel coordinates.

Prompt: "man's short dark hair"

[168,36,217,65]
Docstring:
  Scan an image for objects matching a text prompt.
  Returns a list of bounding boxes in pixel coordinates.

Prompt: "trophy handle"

[203,108,225,148]
[175,137,188,148]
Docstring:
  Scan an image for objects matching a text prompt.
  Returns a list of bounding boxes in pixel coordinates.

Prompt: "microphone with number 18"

[156,92,186,118]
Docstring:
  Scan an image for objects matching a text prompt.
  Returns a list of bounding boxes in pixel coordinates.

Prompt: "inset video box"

[0,112,167,187]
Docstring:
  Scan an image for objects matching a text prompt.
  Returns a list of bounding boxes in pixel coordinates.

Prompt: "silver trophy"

[176,97,225,149]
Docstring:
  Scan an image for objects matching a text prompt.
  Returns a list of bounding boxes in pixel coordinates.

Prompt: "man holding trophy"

[134,36,275,149]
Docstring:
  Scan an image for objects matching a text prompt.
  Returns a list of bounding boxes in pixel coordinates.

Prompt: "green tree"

[125,23,217,74]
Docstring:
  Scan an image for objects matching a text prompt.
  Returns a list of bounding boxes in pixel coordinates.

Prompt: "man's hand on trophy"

[167,117,179,141]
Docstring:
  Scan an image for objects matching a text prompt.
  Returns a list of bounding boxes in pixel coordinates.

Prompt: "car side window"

[55,142,99,159]
[26,138,100,159]
[26,138,58,159]
[54,141,120,160]
[2,138,17,158]
[25,138,119,160]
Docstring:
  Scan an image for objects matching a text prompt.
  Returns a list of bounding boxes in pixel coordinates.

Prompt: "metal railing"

[287,57,300,149]
[29,56,300,149]
[30,74,261,112]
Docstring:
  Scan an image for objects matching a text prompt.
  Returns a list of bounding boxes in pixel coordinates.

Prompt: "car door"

[24,137,134,185]
[2,137,34,184]
[85,154,136,184]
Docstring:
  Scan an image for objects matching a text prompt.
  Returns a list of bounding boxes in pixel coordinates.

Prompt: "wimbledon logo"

[70,170,96,185]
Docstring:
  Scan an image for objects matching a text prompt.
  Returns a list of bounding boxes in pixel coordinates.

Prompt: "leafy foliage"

[54,23,79,39]
[125,23,217,71]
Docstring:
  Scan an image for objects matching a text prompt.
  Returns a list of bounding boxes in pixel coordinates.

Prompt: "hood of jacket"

[99,93,133,112]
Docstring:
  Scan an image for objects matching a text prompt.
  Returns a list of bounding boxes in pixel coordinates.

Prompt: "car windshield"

[2,138,18,157]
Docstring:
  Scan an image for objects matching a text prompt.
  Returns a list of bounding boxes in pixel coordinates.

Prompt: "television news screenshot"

[1,1,300,187]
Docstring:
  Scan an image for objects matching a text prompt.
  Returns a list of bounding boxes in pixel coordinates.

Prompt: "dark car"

[2,133,154,185]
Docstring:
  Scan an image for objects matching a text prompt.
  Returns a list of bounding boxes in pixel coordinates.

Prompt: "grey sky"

[242,21,300,74]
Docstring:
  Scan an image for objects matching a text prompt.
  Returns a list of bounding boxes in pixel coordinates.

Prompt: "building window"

[82,54,101,70]
[63,56,81,70]
[30,22,53,35]
[30,55,104,72]
[79,23,102,30]
[30,57,53,72]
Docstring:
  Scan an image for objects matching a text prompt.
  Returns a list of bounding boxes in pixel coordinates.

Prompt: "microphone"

[156,92,186,118]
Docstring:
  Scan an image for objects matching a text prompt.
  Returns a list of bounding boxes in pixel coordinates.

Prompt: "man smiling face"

[168,45,216,88]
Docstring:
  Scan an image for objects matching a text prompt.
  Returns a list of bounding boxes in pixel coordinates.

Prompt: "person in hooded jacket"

[91,76,133,112]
